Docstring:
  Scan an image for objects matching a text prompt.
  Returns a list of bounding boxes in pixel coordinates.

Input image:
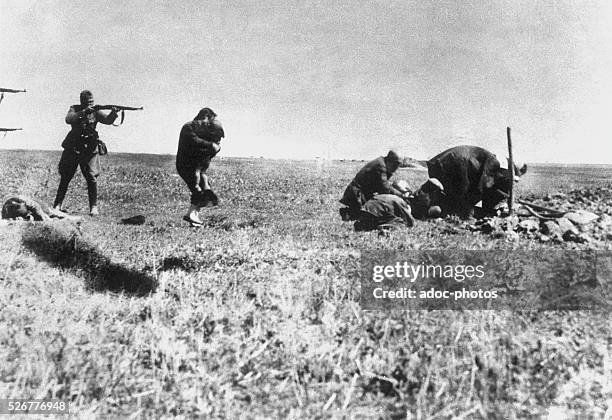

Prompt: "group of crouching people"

[339,150,445,232]
[339,146,526,232]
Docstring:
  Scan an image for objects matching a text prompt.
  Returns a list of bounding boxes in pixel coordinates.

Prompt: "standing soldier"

[53,90,119,216]
[176,107,224,226]
[339,150,409,220]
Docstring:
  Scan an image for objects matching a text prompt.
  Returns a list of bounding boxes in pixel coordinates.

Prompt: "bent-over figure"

[426,145,526,218]
[354,194,415,231]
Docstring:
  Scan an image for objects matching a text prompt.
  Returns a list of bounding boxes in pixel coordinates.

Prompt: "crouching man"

[340,150,409,221]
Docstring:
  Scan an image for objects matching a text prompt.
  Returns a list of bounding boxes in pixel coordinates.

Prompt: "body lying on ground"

[2,196,81,222]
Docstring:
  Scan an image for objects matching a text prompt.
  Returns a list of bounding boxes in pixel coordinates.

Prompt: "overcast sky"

[1,0,611,163]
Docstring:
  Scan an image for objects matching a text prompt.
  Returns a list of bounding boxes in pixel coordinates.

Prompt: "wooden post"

[507,127,514,215]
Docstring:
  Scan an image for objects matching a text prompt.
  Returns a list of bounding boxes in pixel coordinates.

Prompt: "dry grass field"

[0,149,611,418]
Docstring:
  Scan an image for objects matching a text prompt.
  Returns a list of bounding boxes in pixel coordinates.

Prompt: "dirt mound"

[468,186,612,244]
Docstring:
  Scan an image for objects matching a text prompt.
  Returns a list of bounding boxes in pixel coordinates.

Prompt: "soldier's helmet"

[80,90,93,105]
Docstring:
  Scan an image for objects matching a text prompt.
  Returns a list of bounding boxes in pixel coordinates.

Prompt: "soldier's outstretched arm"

[97,108,120,125]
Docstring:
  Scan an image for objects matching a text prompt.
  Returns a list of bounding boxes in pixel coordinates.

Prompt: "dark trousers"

[176,159,218,206]
[54,149,100,209]
[339,183,368,220]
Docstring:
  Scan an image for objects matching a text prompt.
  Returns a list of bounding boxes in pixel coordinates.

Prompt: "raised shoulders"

[365,156,385,169]
[430,145,489,161]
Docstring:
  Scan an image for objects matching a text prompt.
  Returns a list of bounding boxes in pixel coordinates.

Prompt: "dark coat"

[354,194,414,231]
[409,180,444,219]
[176,120,224,173]
[340,157,403,213]
[426,145,512,217]
[176,119,224,206]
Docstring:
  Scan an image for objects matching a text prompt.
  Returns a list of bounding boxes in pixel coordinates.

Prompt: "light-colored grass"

[0,150,610,418]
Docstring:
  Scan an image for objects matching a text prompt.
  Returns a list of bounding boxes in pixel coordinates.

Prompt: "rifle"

[0,127,23,138]
[93,105,143,125]
[0,88,26,104]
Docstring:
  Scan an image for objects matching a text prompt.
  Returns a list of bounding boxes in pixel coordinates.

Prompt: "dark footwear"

[339,207,352,221]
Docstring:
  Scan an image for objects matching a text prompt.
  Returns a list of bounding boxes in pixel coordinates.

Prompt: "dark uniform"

[340,154,404,220]
[426,145,524,217]
[53,94,118,212]
[354,194,415,231]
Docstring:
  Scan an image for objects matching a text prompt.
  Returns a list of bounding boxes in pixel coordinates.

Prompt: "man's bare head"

[2,197,28,219]
[384,150,402,173]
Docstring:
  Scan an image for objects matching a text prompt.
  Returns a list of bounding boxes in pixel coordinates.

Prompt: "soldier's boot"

[87,180,99,216]
[53,177,72,211]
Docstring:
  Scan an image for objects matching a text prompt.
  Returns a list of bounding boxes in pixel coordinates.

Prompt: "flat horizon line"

[1,147,612,167]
